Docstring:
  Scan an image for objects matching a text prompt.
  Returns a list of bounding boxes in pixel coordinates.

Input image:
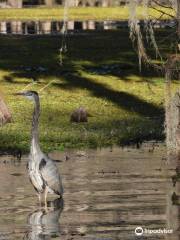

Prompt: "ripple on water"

[0,144,178,240]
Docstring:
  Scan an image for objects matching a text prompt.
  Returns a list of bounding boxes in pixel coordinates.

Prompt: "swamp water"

[0,143,179,240]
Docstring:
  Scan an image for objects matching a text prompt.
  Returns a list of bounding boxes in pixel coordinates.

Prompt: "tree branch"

[150,6,175,19]
[151,0,173,9]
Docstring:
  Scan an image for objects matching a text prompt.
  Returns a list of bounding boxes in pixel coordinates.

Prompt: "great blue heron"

[16,91,63,206]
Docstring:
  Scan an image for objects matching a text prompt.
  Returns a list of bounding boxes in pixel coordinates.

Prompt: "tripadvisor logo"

[135,227,143,236]
[135,227,173,236]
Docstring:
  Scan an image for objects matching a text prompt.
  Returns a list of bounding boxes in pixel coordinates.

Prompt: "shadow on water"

[24,198,64,240]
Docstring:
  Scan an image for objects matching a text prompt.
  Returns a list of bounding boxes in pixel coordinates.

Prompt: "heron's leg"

[44,187,48,210]
[38,193,42,207]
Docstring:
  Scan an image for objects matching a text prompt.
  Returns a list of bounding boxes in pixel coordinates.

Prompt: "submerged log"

[70,107,88,123]
[0,96,11,125]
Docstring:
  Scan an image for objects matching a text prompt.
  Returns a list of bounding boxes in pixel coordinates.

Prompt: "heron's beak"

[13,92,26,96]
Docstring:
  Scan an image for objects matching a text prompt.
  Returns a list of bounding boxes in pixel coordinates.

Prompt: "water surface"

[0,143,179,239]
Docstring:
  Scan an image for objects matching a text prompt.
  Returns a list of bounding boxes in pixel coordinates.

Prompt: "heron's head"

[15,91,39,101]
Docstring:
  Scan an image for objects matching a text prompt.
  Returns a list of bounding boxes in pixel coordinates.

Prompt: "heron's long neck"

[31,97,41,155]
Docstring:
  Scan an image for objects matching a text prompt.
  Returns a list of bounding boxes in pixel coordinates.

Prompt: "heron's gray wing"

[39,157,63,195]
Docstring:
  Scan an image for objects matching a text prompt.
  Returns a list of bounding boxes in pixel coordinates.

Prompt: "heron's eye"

[25,92,34,100]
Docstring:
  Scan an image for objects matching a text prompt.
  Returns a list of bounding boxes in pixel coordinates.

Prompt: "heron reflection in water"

[24,198,64,240]
[16,91,63,207]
